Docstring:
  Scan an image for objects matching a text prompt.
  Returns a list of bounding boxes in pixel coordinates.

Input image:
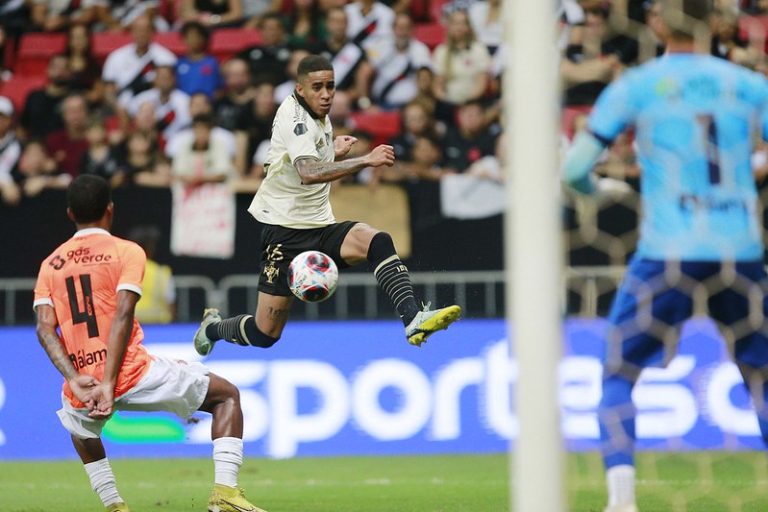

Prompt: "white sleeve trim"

[117,283,143,296]
[33,298,53,310]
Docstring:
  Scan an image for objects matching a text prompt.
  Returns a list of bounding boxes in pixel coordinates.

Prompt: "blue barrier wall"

[0,319,762,460]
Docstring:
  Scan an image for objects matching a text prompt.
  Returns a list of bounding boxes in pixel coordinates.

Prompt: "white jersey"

[102,43,177,106]
[248,94,336,228]
[128,88,191,139]
[367,38,432,106]
[345,1,394,46]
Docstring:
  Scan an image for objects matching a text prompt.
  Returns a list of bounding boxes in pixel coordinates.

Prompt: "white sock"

[606,464,636,506]
[84,458,123,507]
[213,437,243,488]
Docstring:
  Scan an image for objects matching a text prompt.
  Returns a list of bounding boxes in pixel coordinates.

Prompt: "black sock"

[206,315,279,348]
[367,232,419,326]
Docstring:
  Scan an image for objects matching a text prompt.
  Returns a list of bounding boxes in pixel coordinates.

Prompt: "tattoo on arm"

[36,306,78,381]
[295,156,367,184]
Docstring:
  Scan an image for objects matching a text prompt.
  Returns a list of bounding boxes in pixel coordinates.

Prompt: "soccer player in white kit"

[194,55,461,355]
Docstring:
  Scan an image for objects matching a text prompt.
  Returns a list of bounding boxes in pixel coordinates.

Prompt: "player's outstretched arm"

[89,290,140,419]
[296,144,395,185]
[35,304,99,406]
[562,131,608,195]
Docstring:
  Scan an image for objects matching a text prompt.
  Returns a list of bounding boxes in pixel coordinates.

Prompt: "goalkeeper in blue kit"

[563,1,768,511]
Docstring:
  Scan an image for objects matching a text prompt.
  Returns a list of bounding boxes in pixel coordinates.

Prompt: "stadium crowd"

[0,0,767,217]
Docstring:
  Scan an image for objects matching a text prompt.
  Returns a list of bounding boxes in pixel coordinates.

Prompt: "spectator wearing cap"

[0,97,22,206]
[366,13,432,109]
[20,54,71,140]
[176,22,223,99]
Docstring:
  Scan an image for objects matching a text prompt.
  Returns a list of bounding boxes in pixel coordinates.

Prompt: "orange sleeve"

[33,260,54,310]
[117,241,146,296]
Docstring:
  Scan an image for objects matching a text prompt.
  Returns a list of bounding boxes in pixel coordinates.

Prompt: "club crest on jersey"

[294,123,308,136]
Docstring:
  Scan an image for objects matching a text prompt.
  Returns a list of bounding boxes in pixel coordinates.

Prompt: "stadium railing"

[1,267,633,325]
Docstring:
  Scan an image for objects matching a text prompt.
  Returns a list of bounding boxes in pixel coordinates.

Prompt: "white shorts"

[57,356,211,439]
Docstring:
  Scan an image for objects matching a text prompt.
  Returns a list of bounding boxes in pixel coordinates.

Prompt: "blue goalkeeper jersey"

[588,53,768,261]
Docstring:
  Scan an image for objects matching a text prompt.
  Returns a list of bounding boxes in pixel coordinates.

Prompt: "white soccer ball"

[288,250,339,303]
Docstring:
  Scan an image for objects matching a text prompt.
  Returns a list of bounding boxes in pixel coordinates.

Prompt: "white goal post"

[504,0,565,511]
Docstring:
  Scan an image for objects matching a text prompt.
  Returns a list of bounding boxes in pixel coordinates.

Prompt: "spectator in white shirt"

[102,13,177,111]
[129,66,191,140]
[467,0,502,54]
[367,13,432,109]
[432,9,491,105]
[345,0,395,47]
[0,97,21,206]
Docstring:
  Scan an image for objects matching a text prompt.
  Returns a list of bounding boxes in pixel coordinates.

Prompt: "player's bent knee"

[205,374,241,407]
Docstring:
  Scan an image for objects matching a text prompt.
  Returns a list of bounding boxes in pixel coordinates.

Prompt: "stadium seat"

[350,111,402,146]
[413,23,445,50]
[429,0,450,22]
[15,33,67,76]
[561,105,592,140]
[0,75,47,113]
[154,32,186,56]
[92,32,133,62]
[210,28,263,62]
[739,15,768,52]
[92,32,189,62]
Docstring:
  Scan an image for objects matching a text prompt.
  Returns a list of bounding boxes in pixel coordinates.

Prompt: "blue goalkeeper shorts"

[604,256,768,379]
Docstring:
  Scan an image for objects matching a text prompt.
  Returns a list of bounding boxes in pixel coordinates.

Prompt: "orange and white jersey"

[34,228,152,407]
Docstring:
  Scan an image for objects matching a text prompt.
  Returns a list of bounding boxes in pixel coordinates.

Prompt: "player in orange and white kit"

[33,175,266,512]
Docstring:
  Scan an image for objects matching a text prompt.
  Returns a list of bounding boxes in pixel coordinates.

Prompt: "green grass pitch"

[0,452,766,511]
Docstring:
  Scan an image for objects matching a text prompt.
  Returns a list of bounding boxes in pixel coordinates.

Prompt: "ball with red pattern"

[288,251,339,303]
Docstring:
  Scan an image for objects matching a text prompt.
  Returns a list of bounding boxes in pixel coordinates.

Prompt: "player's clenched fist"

[365,145,395,168]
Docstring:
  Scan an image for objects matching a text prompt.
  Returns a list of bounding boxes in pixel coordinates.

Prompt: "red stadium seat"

[350,111,402,146]
[15,33,67,76]
[0,75,48,113]
[92,32,133,62]
[561,105,592,141]
[739,15,768,52]
[154,32,186,55]
[210,28,263,62]
[413,23,445,50]
[429,0,450,22]
[92,32,189,63]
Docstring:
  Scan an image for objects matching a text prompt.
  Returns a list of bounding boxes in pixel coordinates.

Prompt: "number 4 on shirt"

[65,274,99,338]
